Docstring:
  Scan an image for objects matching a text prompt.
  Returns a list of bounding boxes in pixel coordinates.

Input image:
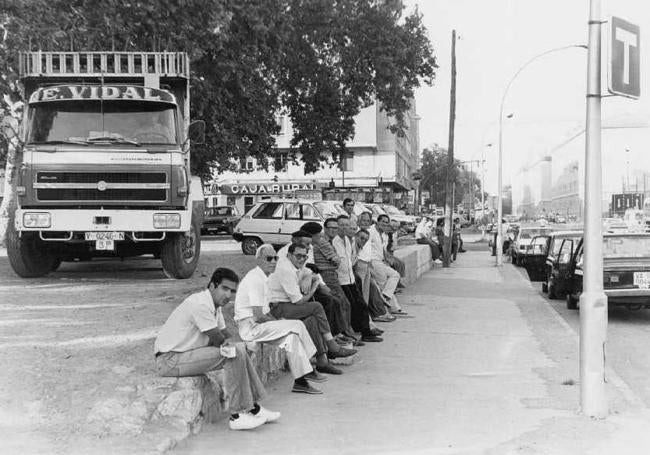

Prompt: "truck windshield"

[26,100,177,145]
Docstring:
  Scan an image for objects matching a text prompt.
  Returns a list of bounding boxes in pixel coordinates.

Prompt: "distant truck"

[7,52,206,278]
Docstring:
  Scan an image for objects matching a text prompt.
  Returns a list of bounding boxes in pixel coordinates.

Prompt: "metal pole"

[481,147,487,240]
[581,0,608,418]
[443,30,457,267]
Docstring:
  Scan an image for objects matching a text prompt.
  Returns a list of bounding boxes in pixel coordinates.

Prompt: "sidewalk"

[175,250,650,455]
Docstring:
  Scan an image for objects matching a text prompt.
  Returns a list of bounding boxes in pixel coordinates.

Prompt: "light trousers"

[238,318,316,379]
[155,342,266,414]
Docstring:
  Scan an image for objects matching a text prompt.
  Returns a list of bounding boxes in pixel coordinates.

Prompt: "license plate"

[95,239,115,250]
[85,232,124,241]
[610,275,619,283]
[633,272,650,289]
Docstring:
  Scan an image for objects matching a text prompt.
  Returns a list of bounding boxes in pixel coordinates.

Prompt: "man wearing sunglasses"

[235,244,327,394]
[268,243,357,375]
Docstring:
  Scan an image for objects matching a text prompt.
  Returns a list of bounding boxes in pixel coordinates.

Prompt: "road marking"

[0,303,129,311]
[0,318,93,326]
[0,326,159,349]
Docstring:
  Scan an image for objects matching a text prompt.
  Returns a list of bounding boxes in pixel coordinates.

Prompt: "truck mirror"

[188,120,206,144]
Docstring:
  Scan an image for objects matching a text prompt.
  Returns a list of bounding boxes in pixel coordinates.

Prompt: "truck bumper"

[15,208,192,232]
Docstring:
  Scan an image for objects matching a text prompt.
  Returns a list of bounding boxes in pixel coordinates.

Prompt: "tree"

[0,0,437,240]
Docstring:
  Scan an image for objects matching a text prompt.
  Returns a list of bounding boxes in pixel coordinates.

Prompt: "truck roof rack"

[19,52,189,79]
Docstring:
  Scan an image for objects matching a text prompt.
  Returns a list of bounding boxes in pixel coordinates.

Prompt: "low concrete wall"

[394,244,433,285]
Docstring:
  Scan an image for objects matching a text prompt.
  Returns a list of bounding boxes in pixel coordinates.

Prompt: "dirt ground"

[0,247,257,455]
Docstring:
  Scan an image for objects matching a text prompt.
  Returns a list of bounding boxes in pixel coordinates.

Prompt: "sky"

[406,0,650,199]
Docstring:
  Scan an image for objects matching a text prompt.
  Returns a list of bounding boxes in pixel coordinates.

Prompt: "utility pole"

[581,0,608,418]
[443,29,457,267]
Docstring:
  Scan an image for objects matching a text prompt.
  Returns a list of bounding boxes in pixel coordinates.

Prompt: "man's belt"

[269,301,291,309]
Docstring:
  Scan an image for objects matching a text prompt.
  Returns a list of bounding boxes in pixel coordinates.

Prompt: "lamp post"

[496,44,588,266]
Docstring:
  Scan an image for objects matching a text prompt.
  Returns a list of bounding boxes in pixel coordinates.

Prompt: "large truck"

[7,51,206,278]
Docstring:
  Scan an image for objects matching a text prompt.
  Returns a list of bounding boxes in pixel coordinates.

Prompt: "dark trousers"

[341,283,372,336]
[417,237,441,260]
[269,301,330,355]
[314,287,348,336]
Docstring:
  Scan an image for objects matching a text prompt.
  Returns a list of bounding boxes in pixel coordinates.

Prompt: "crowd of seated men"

[153,200,417,431]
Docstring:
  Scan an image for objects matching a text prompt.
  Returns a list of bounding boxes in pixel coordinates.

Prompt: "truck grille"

[35,171,168,202]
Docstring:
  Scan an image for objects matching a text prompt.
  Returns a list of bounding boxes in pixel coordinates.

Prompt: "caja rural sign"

[205,182,319,195]
[28,85,176,104]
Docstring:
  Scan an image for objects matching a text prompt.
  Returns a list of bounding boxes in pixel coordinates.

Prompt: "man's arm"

[203,327,232,347]
[252,306,276,323]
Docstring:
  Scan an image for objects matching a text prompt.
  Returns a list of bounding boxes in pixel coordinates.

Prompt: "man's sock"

[294,377,309,387]
[249,403,261,415]
[231,413,239,419]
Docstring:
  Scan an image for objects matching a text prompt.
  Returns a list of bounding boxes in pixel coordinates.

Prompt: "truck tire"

[161,216,201,279]
[50,257,62,272]
[241,236,262,255]
[6,222,55,278]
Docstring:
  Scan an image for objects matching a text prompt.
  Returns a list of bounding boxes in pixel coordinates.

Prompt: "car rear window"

[603,236,650,258]
[252,202,283,219]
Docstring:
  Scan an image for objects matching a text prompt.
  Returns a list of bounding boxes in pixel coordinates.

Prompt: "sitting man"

[154,267,279,431]
[235,244,327,395]
[279,228,350,340]
[267,243,357,375]
[332,215,383,342]
[415,216,443,265]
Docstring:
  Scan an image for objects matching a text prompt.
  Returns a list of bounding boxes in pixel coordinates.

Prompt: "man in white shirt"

[368,214,405,315]
[154,268,279,431]
[235,245,327,394]
[415,216,442,264]
[267,243,357,375]
[333,215,383,342]
[342,198,358,231]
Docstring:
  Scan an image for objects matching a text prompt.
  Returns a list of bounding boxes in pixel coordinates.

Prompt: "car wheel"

[241,237,263,255]
[566,293,579,310]
[541,282,548,293]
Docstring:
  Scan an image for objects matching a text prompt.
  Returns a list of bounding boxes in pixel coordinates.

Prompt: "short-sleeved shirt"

[332,235,355,285]
[368,224,386,262]
[267,255,304,303]
[234,266,269,321]
[154,289,225,354]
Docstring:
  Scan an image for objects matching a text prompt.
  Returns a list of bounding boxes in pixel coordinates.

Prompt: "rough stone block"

[154,389,203,422]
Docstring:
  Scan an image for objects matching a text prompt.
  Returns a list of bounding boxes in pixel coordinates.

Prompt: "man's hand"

[318,283,331,295]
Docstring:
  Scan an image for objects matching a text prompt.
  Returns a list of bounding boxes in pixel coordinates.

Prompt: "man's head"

[291,230,312,249]
[358,211,372,229]
[301,222,323,243]
[288,243,309,269]
[343,198,355,215]
[336,214,351,238]
[376,214,391,233]
[323,217,339,240]
[255,244,278,276]
[207,267,239,307]
[355,228,370,249]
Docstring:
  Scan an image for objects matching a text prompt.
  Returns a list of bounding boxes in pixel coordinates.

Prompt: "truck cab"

[7,52,205,278]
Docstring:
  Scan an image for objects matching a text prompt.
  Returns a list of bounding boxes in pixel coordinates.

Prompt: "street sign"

[608,16,640,99]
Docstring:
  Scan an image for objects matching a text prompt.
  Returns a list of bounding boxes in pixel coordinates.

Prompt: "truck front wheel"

[6,223,55,278]
[161,217,201,279]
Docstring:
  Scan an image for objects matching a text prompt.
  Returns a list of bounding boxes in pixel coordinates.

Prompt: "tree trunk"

[0,115,23,245]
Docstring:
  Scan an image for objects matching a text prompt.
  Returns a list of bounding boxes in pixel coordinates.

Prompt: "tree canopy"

[0,0,437,179]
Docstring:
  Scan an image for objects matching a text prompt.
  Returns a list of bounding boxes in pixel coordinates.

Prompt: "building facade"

[205,101,421,214]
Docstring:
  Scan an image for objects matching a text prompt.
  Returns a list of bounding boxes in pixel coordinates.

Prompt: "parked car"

[380,204,418,232]
[565,232,650,310]
[509,225,554,265]
[232,199,341,254]
[521,230,583,292]
[201,206,241,235]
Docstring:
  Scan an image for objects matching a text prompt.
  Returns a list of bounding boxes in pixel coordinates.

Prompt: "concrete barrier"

[394,244,433,285]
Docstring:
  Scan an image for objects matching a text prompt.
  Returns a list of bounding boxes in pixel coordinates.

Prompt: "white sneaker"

[229,412,265,430]
[434,259,443,265]
[256,405,281,423]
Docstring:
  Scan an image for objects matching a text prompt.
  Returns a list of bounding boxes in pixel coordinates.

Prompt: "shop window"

[252,202,283,219]
[285,203,301,219]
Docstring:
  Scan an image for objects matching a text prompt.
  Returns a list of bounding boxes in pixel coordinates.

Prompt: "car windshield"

[383,205,401,215]
[26,100,177,145]
[519,228,551,240]
[603,236,650,258]
[552,236,581,254]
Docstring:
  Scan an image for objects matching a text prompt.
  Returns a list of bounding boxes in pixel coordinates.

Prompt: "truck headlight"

[153,213,181,229]
[23,212,51,228]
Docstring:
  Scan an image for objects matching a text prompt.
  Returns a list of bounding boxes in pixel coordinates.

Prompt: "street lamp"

[496,44,588,267]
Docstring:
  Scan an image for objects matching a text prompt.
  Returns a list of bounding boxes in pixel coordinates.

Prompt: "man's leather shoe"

[316,364,343,375]
[370,328,384,336]
[327,347,357,359]
[361,335,383,342]
[353,340,366,347]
